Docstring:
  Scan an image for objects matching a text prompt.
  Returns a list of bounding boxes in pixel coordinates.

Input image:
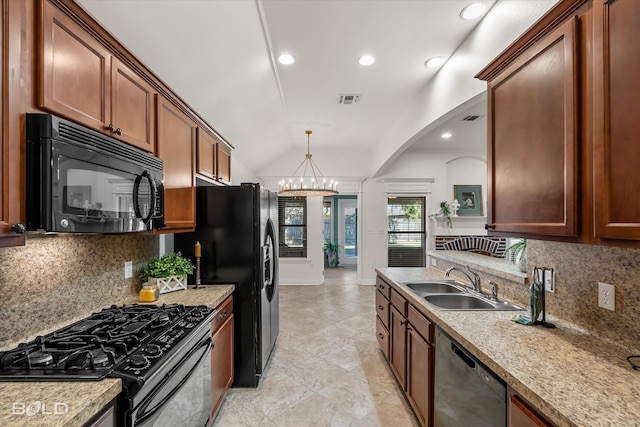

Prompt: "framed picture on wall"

[454,185,483,216]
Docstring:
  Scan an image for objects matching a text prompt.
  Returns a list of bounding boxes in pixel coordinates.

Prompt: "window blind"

[278,196,307,258]
[387,197,426,267]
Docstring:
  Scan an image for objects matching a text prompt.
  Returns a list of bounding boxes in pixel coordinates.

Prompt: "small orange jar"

[139,284,159,302]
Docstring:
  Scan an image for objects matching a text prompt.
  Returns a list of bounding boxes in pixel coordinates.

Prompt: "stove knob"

[143,344,162,357]
[129,354,148,368]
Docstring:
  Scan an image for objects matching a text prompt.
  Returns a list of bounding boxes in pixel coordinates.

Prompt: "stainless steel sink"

[423,293,524,311]
[404,280,465,294]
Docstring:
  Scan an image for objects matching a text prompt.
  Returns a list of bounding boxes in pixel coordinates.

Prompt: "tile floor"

[212,267,420,426]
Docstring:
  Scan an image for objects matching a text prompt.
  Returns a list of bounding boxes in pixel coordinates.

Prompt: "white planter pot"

[149,275,187,294]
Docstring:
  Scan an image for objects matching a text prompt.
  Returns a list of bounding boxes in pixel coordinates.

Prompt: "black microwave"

[26,114,165,233]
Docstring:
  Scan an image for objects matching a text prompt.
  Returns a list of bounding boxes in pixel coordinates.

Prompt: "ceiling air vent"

[338,94,361,105]
[462,115,483,121]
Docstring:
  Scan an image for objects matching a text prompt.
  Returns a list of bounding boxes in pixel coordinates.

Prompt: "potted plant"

[430,201,452,228]
[139,252,195,294]
[324,242,340,268]
[507,239,527,273]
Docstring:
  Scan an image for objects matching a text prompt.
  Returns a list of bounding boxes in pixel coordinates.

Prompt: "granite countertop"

[376,267,640,427]
[0,284,234,427]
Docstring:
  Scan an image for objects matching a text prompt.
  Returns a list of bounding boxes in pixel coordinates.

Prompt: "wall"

[370,0,558,176]
[0,234,158,350]
[278,196,325,285]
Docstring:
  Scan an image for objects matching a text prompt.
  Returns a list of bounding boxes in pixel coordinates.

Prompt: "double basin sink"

[402,280,524,311]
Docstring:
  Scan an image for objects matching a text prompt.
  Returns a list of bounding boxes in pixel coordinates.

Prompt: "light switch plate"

[124,261,133,279]
[430,258,437,267]
[598,282,615,311]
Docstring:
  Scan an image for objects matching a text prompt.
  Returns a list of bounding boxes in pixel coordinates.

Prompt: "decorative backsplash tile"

[528,240,640,353]
[0,233,158,350]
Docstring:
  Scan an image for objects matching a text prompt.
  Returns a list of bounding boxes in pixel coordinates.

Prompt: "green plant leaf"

[139,252,195,282]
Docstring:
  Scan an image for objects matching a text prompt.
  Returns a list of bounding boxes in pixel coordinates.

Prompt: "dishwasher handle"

[451,342,476,370]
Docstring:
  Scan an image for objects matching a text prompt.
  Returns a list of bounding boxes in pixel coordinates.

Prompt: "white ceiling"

[75,0,516,174]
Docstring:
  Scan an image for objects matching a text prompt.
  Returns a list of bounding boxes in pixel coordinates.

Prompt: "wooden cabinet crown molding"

[476,0,588,81]
[46,0,233,152]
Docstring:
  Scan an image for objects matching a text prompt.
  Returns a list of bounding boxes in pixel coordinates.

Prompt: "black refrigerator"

[174,183,279,387]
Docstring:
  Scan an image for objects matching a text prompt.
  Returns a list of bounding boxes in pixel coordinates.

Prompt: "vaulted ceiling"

[77,0,555,177]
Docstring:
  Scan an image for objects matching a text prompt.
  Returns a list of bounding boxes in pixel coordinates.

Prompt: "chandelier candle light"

[278,130,338,196]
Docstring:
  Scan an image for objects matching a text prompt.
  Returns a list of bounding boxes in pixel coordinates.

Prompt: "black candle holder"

[533,267,555,329]
[193,256,204,289]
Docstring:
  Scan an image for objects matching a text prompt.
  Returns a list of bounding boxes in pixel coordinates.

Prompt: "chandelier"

[278,130,338,197]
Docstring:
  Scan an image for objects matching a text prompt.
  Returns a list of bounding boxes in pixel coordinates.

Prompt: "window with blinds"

[278,196,307,258]
[387,197,426,267]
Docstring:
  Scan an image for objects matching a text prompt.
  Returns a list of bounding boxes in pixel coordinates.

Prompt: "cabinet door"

[156,95,196,232]
[389,305,407,389]
[216,143,231,184]
[211,315,234,420]
[110,58,155,153]
[407,327,433,427]
[509,394,552,427]
[487,18,579,236]
[593,0,640,239]
[39,0,110,132]
[0,0,24,247]
[196,127,216,180]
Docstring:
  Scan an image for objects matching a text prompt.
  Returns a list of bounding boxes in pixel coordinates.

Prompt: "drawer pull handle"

[378,333,385,340]
[377,305,384,311]
[400,320,406,326]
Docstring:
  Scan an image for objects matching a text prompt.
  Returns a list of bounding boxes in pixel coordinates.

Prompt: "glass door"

[338,200,357,267]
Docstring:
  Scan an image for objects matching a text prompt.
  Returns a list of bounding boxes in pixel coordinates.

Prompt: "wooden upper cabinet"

[156,94,196,232]
[39,0,110,131]
[0,0,25,247]
[483,17,579,237]
[39,0,155,153]
[592,0,640,239]
[196,127,217,180]
[216,143,231,184]
[110,57,155,152]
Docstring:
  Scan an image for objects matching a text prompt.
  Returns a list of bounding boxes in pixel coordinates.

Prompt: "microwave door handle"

[133,170,156,225]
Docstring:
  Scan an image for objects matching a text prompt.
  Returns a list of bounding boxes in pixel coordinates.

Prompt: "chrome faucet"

[446,265,480,292]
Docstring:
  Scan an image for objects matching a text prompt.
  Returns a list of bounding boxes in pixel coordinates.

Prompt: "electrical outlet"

[544,269,555,293]
[124,261,133,279]
[430,258,437,267]
[598,282,615,311]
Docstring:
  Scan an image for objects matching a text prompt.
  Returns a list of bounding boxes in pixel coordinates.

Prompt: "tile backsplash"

[528,239,640,353]
[0,233,158,350]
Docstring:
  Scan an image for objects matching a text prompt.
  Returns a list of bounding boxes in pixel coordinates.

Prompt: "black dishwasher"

[434,326,506,427]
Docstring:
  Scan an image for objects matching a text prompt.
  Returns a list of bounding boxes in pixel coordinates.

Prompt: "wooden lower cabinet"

[210,296,234,421]
[407,326,433,427]
[508,389,553,427]
[378,277,434,427]
[389,304,407,389]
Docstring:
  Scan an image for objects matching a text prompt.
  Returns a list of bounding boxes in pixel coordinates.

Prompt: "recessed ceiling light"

[460,2,487,20]
[425,56,445,68]
[359,55,375,66]
[278,54,295,65]
[441,132,452,139]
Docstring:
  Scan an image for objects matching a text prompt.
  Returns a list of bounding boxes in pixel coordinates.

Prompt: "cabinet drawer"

[211,295,233,333]
[376,276,391,299]
[376,290,389,329]
[408,304,433,344]
[390,288,407,316]
[376,316,389,360]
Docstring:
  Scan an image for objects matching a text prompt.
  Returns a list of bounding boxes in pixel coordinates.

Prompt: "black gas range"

[0,303,217,426]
